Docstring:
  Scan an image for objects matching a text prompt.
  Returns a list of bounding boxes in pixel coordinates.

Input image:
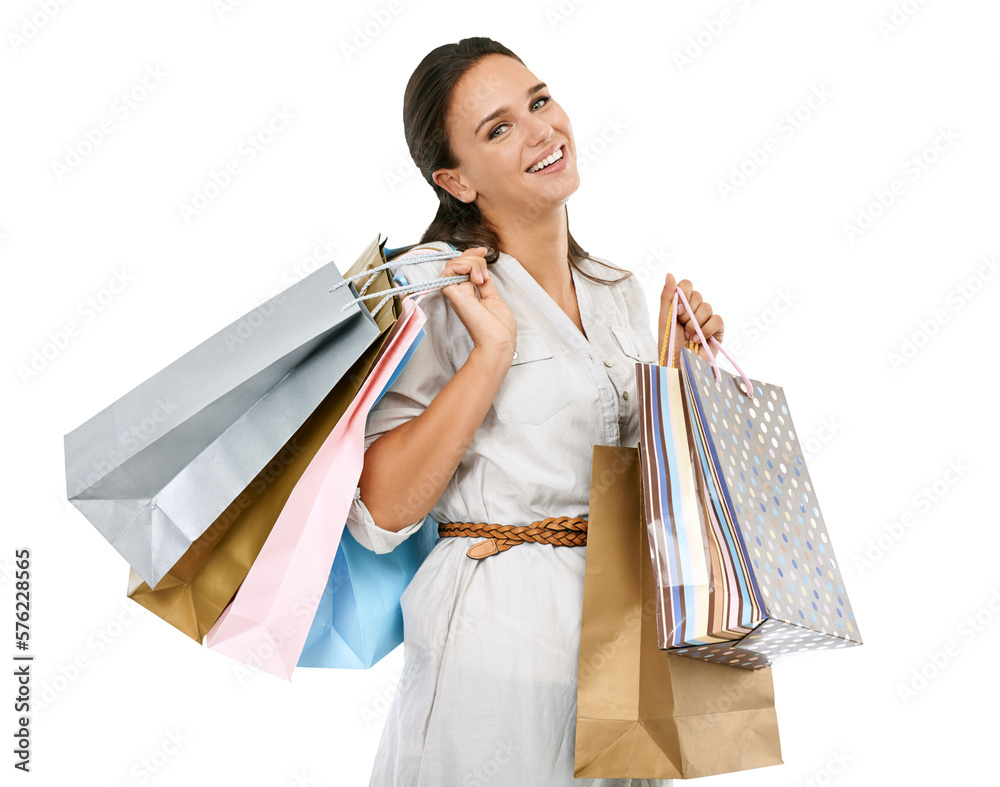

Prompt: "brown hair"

[401,36,629,285]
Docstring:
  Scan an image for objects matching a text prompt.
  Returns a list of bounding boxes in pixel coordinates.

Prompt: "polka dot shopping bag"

[635,285,862,670]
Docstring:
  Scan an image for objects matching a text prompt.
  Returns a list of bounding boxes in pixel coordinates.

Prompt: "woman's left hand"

[657,273,725,368]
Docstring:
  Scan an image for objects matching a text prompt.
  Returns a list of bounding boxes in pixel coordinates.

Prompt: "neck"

[491,205,572,295]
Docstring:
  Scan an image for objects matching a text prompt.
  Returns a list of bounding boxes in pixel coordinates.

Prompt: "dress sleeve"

[344,242,455,554]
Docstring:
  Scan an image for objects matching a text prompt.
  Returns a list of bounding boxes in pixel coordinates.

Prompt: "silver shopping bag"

[63,237,394,588]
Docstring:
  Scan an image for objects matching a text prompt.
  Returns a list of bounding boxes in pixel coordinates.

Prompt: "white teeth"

[528,147,563,173]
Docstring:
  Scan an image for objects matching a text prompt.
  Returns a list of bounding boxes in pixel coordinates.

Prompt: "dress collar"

[494,250,595,353]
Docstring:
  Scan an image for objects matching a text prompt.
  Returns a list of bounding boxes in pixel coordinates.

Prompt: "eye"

[487,95,554,140]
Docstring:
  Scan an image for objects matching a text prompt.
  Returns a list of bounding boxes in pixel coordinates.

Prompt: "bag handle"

[329,247,466,317]
[659,292,696,367]
[660,284,754,397]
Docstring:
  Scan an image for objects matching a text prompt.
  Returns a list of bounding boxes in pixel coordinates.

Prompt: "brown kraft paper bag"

[574,444,783,778]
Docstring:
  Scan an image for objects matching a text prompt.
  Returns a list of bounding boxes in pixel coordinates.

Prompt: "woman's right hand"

[438,246,516,355]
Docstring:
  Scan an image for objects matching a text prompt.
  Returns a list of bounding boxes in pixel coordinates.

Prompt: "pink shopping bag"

[205,294,427,679]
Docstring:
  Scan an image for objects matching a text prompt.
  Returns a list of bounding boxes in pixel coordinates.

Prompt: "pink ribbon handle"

[668,283,754,398]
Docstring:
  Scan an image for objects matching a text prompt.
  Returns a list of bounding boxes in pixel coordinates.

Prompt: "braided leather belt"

[437,516,588,560]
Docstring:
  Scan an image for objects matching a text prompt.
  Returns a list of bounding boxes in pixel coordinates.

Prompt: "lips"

[526,143,564,172]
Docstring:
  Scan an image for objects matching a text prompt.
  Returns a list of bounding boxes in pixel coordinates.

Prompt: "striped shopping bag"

[636,286,763,649]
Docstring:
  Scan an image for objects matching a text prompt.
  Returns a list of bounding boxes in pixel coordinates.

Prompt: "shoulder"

[577,252,636,286]
[576,253,647,308]
[580,252,658,359]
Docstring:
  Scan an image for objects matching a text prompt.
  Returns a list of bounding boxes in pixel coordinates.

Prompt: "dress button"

[512,351,518,361]
[604,360,612,368]
[623,391,629,400]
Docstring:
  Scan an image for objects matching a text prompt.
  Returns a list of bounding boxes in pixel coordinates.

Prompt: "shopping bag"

[124,237,428,641]
[64,239,387,589]
[671,341,863,667]
[126,333,388,641]
[574,444,782,779]
[204,292,430,680]
[636,288,762,649]
[296,511,440,669]
[647,285,862,669]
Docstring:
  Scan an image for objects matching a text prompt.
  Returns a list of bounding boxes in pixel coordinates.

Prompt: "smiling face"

[432,53,581,228]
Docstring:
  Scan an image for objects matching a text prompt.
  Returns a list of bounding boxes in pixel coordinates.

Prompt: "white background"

[3,1,998,785]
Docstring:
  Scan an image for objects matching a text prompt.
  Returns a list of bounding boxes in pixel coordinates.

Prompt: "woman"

[345,37,725,786]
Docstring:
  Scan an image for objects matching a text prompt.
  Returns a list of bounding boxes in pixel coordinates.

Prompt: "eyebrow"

[474,83,548,135]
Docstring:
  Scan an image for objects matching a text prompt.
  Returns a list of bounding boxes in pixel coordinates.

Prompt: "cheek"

[481,148,523,182]
[565,121,575,144]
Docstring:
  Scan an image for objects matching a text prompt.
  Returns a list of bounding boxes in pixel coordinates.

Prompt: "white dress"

[345,240,674,787]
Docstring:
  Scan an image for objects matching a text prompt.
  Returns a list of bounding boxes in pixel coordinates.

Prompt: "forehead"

[448,54,541,128]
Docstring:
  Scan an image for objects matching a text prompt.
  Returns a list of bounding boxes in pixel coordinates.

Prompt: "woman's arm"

[357,246,516,534]
[358,344,512,533]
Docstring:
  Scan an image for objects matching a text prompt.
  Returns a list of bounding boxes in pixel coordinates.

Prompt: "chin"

[527,170,581,208]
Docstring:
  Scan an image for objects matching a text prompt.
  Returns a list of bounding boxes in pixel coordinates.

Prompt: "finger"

[439,276,481,309]
[689,313,723,343]
[473,267,500,299]
[439,266,479,302]
[443,261,472,280]
[662,272,677,300]
[442,257,492,294]
[705,314,724,344]
[455,249,490,283]
[713,316,725,344]
[660,273,679,318]
[658,274,677,353]
[659,272,679,326]
[444,259,480,277]
[674,279,695,318]
[680,288,703,325]
[461,246,489,262]
[467,259,489,285]
[465,261,485,285]
[684,302,713,338]
[448,250,481,273]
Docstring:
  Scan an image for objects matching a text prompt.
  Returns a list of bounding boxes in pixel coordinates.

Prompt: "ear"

[432,168,477,203]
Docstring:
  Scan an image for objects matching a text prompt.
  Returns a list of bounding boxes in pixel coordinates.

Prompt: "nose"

[525,112,553,148]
